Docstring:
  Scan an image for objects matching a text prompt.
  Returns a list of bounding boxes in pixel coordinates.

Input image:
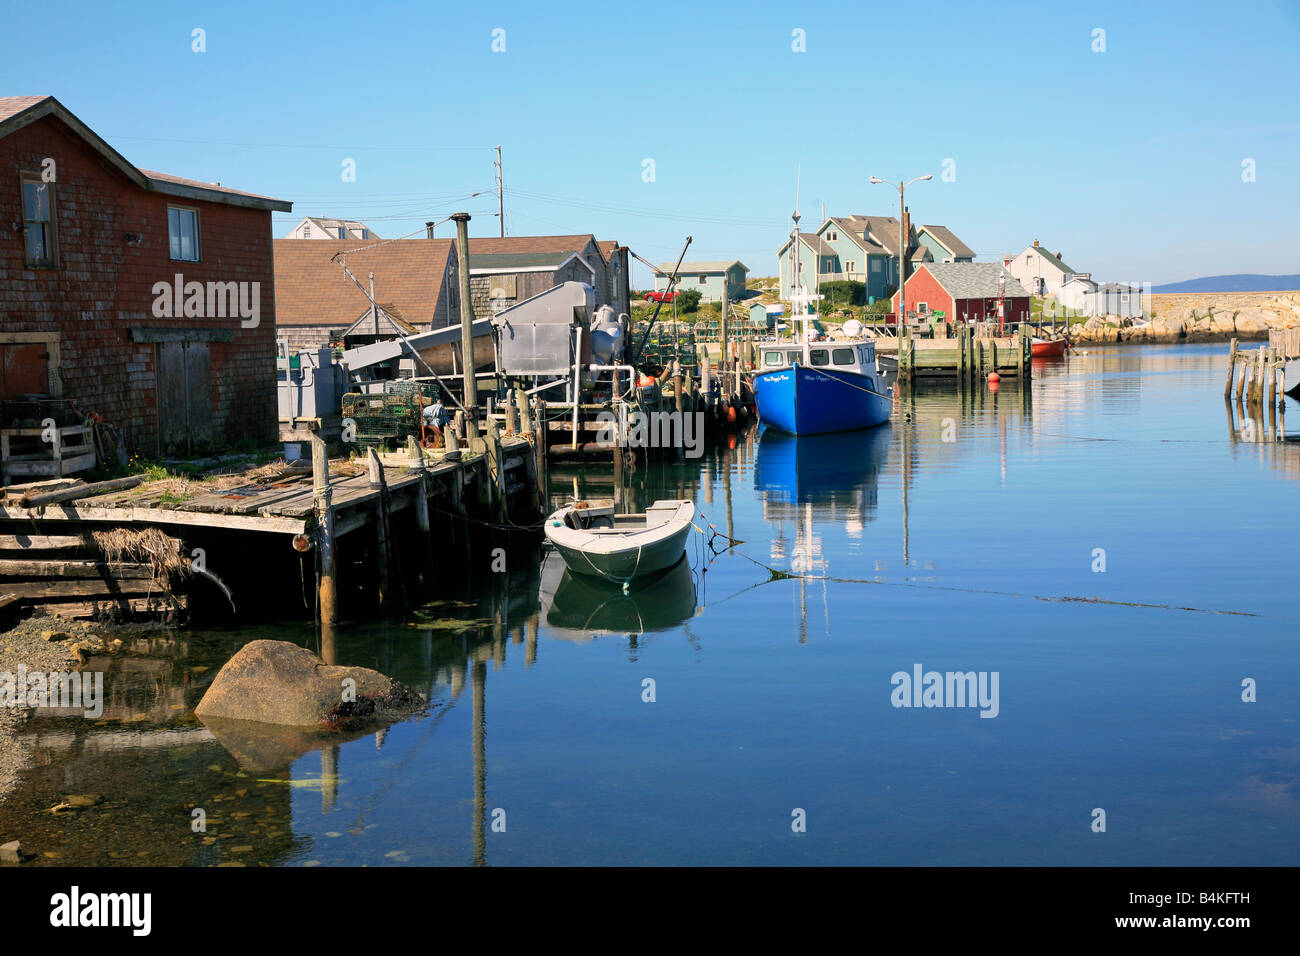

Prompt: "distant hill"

[1153,274,1300,293]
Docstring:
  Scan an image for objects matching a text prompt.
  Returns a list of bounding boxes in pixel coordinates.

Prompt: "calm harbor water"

[3,343,1298,866]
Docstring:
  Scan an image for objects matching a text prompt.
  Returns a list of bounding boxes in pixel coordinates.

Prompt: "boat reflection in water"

[754,425,892,641]
[538,551,697,644]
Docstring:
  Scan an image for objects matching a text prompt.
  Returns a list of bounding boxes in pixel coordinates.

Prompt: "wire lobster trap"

[340,380,433,450]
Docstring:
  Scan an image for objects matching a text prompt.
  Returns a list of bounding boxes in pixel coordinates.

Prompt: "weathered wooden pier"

[1223,330,1297,409]
[878,323,1034,384]
[0,413,541,625]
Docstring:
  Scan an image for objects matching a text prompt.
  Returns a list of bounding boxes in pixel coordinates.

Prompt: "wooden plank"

[21,475,144,507]
[0,559,157,579]
[0,579,171,599]
[0,503,306,534]
[0,534,93,551]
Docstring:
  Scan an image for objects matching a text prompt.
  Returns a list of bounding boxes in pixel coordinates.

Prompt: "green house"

[654,260,748,303]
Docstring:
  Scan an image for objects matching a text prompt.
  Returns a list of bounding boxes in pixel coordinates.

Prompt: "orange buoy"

[725,405,737,423]
[638,375,657,387]
[987,372,1000,384]
[727,434,737,450]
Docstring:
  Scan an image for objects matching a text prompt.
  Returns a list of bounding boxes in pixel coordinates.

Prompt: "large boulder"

[195,640,422,730]
[1150,317,1184,342]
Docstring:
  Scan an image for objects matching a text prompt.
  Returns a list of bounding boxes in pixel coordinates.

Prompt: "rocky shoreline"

[1067,291,1299,345]
[0,619,131,805]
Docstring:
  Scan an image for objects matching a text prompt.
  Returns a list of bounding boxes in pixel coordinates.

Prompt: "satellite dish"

[843,319,864,338]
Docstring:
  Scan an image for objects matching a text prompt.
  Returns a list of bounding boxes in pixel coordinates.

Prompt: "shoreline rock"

[195,640,424,731]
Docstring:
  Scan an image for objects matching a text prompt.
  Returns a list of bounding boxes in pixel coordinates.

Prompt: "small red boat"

[1031,337,1068,358]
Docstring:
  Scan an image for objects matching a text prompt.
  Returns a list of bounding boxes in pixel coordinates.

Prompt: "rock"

[195,640,423,730]
[0,840,26,863]
[40,630,71,643]
[1150,317,1184,342]
[61,794,100,808]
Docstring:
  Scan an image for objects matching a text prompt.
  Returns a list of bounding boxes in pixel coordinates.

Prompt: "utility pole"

[870,173,933,327]
[495,146,504,237]
[452,212,478,441]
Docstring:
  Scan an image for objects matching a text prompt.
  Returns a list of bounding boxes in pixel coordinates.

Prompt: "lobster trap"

[340,380,434,451]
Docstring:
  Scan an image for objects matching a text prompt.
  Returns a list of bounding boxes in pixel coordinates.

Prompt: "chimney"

[1033,239,1039,248]
[1055,251,1062,259]
[425,221,435,239]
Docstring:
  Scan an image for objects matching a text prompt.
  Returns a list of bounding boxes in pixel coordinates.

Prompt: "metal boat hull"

[753,364,892,435]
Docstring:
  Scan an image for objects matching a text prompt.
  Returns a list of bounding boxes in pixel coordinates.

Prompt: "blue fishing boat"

[753,207,894,435]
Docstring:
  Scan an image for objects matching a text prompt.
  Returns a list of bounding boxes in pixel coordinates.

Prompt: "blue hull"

[753,364,892,435]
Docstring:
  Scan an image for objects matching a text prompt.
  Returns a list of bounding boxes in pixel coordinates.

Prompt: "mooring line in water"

[716,544,1258,617]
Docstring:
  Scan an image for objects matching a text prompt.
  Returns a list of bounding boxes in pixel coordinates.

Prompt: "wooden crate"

[1,425,96,483]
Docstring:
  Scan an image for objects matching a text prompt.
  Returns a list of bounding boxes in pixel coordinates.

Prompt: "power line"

[107,134,497,152]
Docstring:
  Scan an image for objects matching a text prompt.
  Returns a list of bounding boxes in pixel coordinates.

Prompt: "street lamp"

[870,174,932,327]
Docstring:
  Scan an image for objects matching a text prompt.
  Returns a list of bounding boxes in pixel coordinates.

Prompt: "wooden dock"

[1222,331,1296,409]
[0,426,540,624]
[880,324,1033,384]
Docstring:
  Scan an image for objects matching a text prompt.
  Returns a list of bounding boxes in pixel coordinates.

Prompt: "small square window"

[168,206,201,262]
[809,349,829,366]
[699,275,707,284]
[832,348,854,365]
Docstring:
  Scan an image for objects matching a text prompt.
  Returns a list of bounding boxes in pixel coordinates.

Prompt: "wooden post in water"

[533,398,547,510]
[311,432,336,629]
[1267,347,1278,408]
[1224,338,1238,399]
[367,447,392,606]
[486,417,507,524]
[1236,348,1248,403]
[407,436,435,590]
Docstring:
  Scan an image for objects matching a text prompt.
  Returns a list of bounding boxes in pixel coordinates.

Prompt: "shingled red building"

[0,95,291,457]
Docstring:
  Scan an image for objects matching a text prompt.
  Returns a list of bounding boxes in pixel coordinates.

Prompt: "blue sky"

[6,0,1298,287]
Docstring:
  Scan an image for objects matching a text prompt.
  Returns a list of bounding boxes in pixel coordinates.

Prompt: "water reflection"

[538,553,697,648]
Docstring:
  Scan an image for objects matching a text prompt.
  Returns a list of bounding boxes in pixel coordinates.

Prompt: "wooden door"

[156,341,213,455]
[0,342,50,399]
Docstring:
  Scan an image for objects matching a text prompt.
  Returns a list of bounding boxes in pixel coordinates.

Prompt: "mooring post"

[367,447,392,607]
[487,417,507,524]
[407,436,436,590]
[311,432,336,629]
[1236,346,1248,403]
[505,387,519,435]
[534,398,548,509]
[1225,338,1238,400]
[452,212,478,444]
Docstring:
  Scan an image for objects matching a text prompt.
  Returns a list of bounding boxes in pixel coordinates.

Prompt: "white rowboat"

[544,499,695,586]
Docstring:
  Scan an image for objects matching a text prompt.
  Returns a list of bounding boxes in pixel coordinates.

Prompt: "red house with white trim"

[0,95,292,458]
[891,262,1031,325]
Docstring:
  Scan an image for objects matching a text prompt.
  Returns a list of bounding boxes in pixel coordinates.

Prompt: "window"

[764,351,784,367]
[21,175,57,268]
[846,261,856,274]
[832,348,855,365]
[870,258,881,273]
[916,302,929,314]
[858,346,874,364]
[168,206,200,261]
[337,226,347,239]
[302,223,312,238]
[787,350,802,365]
[809,349,829,366]
[699,275,707,284]
[827,231,838,241]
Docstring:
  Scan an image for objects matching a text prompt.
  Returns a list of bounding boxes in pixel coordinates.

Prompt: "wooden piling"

[486,417,507,524]
[407,436,435,589]
[452,212,478,442]
[1236,346,1248,403]
[505,388,519,435]
[311,432,336,628]
[367,447,395,606]
[1224,338,1238,399]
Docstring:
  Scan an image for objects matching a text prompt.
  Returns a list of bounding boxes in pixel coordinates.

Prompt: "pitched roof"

[298,217,380,239]
[470,234,599,258]
[1022,245,1079,275]
[919,224,976,259]
[656,260,749,273]
[0,95,291,211]
[470,250,595,274]
[824,217,890,255]
[273,239,456,328]
[916,262,1031,299]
